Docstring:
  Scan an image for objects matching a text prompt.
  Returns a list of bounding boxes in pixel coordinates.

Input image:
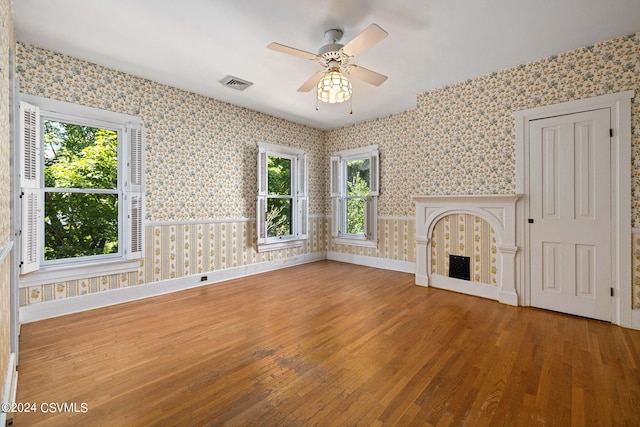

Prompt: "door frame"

[513,90,634,328]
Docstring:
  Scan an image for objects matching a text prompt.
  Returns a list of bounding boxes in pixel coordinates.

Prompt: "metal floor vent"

[449,255,471,281]
[219,75,253,91]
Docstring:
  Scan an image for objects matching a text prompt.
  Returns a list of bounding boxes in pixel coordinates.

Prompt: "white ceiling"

[12,0,640,130]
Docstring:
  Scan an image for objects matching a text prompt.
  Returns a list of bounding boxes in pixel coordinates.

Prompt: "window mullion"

[44,187,119,194]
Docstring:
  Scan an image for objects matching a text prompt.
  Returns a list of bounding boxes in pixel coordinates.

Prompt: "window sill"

[335,237,378,248]
[257,239,304,253]
[19,258,141,288]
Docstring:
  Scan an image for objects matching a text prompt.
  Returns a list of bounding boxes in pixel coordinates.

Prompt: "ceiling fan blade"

[341,24,388,57]
[297,71,325,92]
[346,65,388,86]
[267,42,318,60]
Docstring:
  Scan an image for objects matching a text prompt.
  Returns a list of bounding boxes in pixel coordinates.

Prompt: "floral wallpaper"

[0,0,15,401]
[325,109,419,218]
[15,32,640,310]
[327,33,640,308]
[16,42,328,305]
[326,33,639,220]
[16,44,327,221]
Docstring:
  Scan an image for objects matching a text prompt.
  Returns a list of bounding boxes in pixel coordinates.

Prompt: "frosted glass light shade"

[317,68,352,103]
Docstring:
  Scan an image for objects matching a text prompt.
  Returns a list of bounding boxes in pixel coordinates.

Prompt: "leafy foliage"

[266,156,292,237]
[345,159,370,235]
[267,156,291,196]
[266,199,291,238]
[43,121,119,260]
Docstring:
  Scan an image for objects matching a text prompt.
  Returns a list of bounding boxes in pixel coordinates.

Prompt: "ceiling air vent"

[219,75,253,91]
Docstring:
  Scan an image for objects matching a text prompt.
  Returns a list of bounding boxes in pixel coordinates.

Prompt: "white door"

[529,108,611,321]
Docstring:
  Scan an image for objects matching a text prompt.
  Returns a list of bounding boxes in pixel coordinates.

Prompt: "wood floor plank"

[14,260,640,426]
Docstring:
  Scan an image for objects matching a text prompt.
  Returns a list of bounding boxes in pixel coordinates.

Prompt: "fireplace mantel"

[413,194,522,305]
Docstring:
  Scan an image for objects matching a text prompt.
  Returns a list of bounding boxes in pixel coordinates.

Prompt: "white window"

[330,145,379,247]
[256,142,307,252]
[18,95,144,282]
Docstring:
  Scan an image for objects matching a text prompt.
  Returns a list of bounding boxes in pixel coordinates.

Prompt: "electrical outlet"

[200,276,208,282]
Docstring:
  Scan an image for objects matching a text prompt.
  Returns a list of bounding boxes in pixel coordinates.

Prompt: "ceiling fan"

[267,24,389,105]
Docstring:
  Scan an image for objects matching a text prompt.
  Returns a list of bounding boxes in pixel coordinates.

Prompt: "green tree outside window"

[266,155,292,238]
[43,120,119,260]
[345,159,370,235]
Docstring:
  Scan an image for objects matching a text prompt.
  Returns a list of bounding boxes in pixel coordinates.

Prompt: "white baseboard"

[326,251,415,274]
[431,274,499,301]
[19,252,326,323]
[1,353,17,426]
[415,274,428,286]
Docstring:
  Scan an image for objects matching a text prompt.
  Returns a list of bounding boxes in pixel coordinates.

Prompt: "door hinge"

[610,128,613,137]
[610,287,614,297]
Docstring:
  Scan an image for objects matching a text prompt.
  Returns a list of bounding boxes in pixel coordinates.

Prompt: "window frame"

[265,152,295,241]
[18,94,144,285]
[41,112,124,266]
[256,141,308,252]
[330,145,379,248]
[341,157,371,238]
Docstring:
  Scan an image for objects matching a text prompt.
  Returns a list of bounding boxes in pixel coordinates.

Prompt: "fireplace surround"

[413,195,522,305]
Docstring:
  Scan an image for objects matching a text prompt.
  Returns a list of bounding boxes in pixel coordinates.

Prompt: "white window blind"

[126,125,144,259]
[256,146,268,245]
[296,154,308,239]
[19,101,41,274]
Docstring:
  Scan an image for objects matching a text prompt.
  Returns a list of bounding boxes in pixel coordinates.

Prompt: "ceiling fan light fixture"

[317,68,352,103]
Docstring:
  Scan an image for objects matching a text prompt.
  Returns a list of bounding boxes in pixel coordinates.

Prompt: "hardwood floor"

[15,261,640,426]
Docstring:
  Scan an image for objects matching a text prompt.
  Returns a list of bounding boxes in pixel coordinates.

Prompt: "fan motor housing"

[319,28,345,64]
[318,43,343,58]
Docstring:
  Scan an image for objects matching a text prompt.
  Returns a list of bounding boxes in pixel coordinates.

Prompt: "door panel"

[542,242,561,292]
[575,244,595,298]
[542,128,559,219]
[530,108,611,321]
[575,122,594,219]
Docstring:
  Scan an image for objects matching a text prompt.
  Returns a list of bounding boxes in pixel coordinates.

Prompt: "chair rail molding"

[413,194,522,306]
